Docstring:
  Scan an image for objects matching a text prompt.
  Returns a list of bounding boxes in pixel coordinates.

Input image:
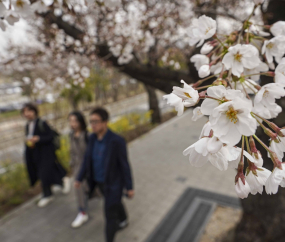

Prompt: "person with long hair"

[22,103,67,207]
[68,111,89,228]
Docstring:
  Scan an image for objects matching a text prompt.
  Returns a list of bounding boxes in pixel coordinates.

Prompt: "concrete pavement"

[0,110,237,242]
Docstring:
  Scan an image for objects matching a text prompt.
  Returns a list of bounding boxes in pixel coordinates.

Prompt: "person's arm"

[76,144,89,182]
[117,138,133,191]
[36,121,53,144]
[69,134,76,167]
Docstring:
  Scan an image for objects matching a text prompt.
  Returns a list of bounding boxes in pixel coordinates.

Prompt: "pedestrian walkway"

[0,110,237,242]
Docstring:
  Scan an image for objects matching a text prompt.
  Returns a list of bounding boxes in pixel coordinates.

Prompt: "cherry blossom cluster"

[164,0,285,199]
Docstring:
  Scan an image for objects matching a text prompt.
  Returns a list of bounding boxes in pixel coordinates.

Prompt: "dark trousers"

[42,181,63,197]
[43,185,52,197]
[95,183,127,242]
[26,148,64,198]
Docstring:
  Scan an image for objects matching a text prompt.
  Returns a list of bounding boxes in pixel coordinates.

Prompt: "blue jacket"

[77,129,133,206]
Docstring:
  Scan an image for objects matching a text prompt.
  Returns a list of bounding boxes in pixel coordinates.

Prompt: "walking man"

[75,107,134,242]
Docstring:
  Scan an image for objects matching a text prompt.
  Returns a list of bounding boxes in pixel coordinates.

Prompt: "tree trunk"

[235,1,285,241]
[144,84,161,124]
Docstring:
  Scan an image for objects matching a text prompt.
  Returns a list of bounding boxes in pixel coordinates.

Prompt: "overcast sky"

[0,19,39,60]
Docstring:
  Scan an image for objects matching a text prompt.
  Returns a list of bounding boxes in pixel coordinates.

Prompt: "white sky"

[0,19,40,61]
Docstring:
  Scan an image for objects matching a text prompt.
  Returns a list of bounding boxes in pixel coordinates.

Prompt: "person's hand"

[126,190,135,199]
[74,181,81,188]
[30,136,40,143]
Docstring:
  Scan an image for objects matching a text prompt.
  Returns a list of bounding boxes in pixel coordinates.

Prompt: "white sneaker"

[38,197,54,208]
[71,213,89,228]
[62,177,71,194]
[119,220,129,230]
[52,185,63,194]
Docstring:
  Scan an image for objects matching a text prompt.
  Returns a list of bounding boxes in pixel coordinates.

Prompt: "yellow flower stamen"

[234,52,243,62]
[205,27,212,34]
[184,92,192,98]
[226,106,238,123]
[266,42,274,49]
[263,90,269,98]
[16,0,24,7]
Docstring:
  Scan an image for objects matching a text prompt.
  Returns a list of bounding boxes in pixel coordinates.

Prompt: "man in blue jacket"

[75,107,134,242]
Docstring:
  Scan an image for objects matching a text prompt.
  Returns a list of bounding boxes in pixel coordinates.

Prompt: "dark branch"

[41,11,195,93]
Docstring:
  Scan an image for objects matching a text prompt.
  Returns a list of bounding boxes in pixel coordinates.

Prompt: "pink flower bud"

[267,122,284,137]
[264,128,278,140]
[198,91,206,99]
[249,136,258,153]
[269,152,282,169]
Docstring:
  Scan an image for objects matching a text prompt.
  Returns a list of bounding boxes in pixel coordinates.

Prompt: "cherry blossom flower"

[12,0,31,17]
[269,132,285,160]
[5,11,20,26]
[209,97,257,146]
[228,147,259,169]
[253,83,285,119]
[244,62,269,81]
[230,78,258,95]
[104,0,121,9]
[183,136,238,171]
[164,80,199,116]
[0,19,6,31]
[34,78,46,90]
[201,85,244,116]
[163,93,184,116]
[183,122,242,171]
[80,66,90,78]
[188,15,216,47]
[0,1,6,17]
[270,21,285,37]
[200,42,214,55]
[22,77,31,84]
[32,0,49,13]
[192,107,204,121]
[118,53,133,65]
[210,62,223,75]
[265,164,285,195]
[198,65,210,78]
[42,0,54,6]
[222,44,260,77]
[275,58,285,85]
[190,54,209,71]
[235,176,251,199]
[246,158,271,195]
[172,80,199,106]
[262,36,285,64]
[248,24,270,37]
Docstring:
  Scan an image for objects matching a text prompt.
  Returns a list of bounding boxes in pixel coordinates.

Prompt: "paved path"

[0,110,237,242]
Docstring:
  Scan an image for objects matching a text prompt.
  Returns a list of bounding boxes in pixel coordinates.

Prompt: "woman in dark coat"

[22,103,67,207]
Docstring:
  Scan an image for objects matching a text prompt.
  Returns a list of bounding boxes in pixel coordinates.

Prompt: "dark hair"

[69,111,87,131]
[21,103,39,116]
[90,107,109,122]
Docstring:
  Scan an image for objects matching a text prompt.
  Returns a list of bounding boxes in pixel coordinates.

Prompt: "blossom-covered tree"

[1,0,285,241]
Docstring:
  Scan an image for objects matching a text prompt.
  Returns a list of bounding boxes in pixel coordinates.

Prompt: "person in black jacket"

[75,107,134,242]
[22,103,67,208]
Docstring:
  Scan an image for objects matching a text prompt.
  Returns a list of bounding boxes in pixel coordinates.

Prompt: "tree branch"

[41,11,195,93]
